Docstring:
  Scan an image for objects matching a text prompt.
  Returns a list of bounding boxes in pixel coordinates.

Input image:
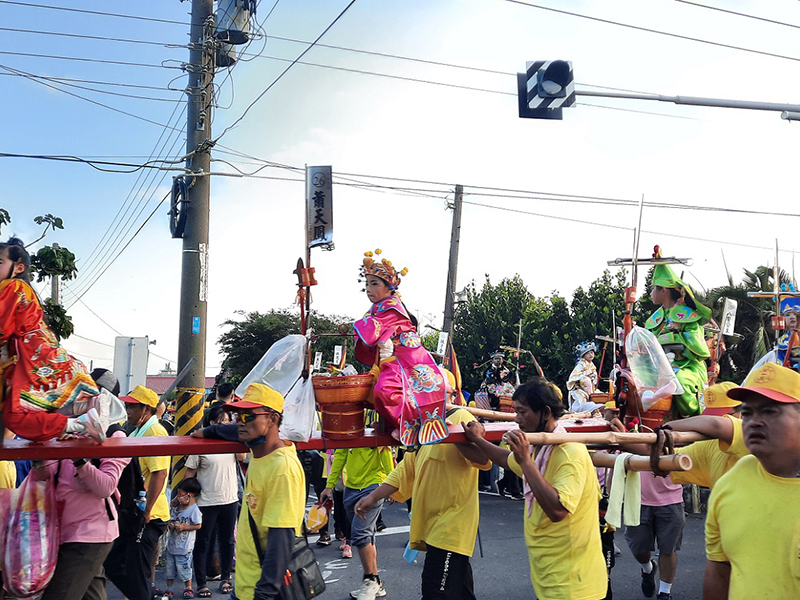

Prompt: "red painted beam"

[0,420,608,461]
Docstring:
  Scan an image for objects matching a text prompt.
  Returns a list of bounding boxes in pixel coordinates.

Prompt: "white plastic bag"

[279,376,317,442]
[235,334,307,398]
[625,326,683,410]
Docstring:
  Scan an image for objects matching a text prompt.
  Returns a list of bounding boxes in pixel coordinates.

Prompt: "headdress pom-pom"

[364,258,374,267]
[400,268,408,276]
[375,248,382,255]
[364,251,373,257]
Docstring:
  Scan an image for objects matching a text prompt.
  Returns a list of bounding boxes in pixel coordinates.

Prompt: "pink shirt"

[640,471,683,506]
[38,431,130,544]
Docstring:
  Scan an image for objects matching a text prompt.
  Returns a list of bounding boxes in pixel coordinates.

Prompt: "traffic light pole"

[174,0,214,471]
[576,89,800,117]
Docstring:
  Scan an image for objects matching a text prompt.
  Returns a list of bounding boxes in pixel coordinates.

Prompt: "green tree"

[218,309,357,385]
[705,265,791,381]
[0,209,77,340]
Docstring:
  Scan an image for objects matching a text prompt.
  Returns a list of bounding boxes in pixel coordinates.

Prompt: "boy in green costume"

[644,251,711,417]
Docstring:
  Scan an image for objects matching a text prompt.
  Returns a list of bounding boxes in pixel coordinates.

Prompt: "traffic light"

[518,60,575,120]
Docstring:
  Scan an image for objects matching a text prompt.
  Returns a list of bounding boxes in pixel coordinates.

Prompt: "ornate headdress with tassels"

[359,248,408,291]
[574,341,597,360]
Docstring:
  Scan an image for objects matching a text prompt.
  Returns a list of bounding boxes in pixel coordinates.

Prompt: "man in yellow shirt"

[704,364,800,599]
[224,383,305,600]
[464,377,606,600]
[320,443,393,600]
[354,407,490,600]
[105,385,170,600]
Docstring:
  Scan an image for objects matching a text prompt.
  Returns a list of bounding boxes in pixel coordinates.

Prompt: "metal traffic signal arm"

[520,59,800,120]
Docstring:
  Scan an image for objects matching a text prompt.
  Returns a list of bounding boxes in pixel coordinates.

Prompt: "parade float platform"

[0,419,611,461]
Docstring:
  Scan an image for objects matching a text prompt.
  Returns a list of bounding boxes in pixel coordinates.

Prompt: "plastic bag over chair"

[279,375,317,442]
[0,474,60,597]
[625,326,683,411]
[235,334,307,398]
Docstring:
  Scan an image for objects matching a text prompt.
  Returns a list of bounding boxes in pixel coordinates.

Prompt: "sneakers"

[656,594,671,600]
[339,537,349,551]
[641,559,658,598]
[342,543,353,559]
[316,530,331,546]
[349,578,386,600]
[376,519,387,533]
[76,408,106,443]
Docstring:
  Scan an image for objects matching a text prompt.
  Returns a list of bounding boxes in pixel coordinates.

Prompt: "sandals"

[220,581,233,594]
[162,591,174,599]
[197,588,212,598]
[183,589,195,599]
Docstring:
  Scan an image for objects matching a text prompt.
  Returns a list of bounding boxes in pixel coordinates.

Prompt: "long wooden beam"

[591,452,693,472]
[516,431,708,446]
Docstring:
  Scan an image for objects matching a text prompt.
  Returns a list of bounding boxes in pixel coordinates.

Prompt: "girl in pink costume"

[353,249,448,446]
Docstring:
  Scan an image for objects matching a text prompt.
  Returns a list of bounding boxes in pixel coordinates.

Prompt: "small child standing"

[166,478,203,599]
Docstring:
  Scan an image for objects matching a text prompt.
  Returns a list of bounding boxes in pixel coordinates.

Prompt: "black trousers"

[194,502,238,587]
[333,488,350,539]
[105,520,167,600]
[41,542,113,600]
[420,545,476,600]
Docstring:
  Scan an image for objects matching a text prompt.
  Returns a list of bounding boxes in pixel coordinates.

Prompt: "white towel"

[606,452,641,529]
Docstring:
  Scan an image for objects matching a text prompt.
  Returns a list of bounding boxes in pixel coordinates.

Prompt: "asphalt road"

[115,491,707,600]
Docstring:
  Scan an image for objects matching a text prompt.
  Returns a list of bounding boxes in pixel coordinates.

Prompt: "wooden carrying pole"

[448,403,516,421]
[516,430,708,446]
[591,452,693,472]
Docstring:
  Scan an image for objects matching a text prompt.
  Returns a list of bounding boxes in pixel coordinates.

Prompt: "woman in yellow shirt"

[464,377,606,600]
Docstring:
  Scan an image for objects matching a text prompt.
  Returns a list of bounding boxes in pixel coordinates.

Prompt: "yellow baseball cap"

[225,382,284,413]
[728,363,800,404]
[120,384,159,408]
[702,382,740,416]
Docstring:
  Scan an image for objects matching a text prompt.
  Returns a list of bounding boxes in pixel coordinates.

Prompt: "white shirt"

[185,453,239,507]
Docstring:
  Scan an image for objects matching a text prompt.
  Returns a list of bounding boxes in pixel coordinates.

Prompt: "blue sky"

[3,0,800,384]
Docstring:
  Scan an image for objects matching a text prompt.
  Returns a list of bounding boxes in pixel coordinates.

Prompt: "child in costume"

[353,249,448,446]
[0,238,104,442]
[567,341,598,411]
[643,248,711,417]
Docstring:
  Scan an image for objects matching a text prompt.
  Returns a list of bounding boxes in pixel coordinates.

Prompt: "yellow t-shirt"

[0,461,15,489]
[671,416,748,488]
[235,444,305,600]
[138,421,171,522]
[326,446,394,490]
[384,409,490,556]
[706,455,800,599]
[508,442,606,600]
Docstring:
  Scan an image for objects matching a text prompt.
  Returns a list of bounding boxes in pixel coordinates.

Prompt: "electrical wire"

[0,152,187,173]
[0,64,185,131]
[0,25,187,48]
[69,105,187,296]
[0,50,184,69]
[0,0,188,25]
[62,283,122,336]
[3,70,179,102]
[0,71,180,93]
[674,0,800,31]
[214,0,359,143]
[502,0,800,64]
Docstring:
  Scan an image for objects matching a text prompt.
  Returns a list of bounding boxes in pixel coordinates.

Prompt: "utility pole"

[442,185,464,347]
[174,0,214,472]
[50,242,59,304]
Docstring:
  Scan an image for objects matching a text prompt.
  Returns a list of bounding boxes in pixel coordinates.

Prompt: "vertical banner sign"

[436,332,449,357]
[721,298,738,337]
[313,352,323,372]
[333,345,343,367]
[307,165,334,249]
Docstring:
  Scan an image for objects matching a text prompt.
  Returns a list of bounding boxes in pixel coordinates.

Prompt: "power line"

[503,0,800,64]
[0,50,184,69]
[0,71,180,93]
[0,0,188,25]
[0,64,185,131]
[0,25,187,49]
[0,152,187,173]
[674,0,800,31]
[62,283,122,335]
[3,70,179,102]
[214,0,359,143]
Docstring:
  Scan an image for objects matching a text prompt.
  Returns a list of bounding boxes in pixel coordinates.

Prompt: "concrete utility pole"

[442,185,464,344]
[50,242,59,304]
[174,0,214,463]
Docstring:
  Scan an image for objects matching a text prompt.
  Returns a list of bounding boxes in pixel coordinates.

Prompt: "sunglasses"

[240,410,275,424]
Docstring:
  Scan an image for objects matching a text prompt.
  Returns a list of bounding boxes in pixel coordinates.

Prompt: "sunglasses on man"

[240,410,278,424]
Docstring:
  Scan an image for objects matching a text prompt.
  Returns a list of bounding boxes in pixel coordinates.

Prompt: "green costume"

[644,262,711,417]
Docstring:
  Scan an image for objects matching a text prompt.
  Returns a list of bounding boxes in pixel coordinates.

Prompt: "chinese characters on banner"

[306,165,334,250]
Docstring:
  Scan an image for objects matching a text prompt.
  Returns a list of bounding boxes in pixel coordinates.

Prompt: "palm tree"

[705,266,791,381]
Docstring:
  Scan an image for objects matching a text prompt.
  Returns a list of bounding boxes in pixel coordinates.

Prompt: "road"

[116,491,707,600]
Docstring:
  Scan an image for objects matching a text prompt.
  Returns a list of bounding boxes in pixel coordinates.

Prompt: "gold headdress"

[359,248,408,290]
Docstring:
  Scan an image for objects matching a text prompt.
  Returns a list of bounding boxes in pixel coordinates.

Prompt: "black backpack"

[106,423,147,538]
